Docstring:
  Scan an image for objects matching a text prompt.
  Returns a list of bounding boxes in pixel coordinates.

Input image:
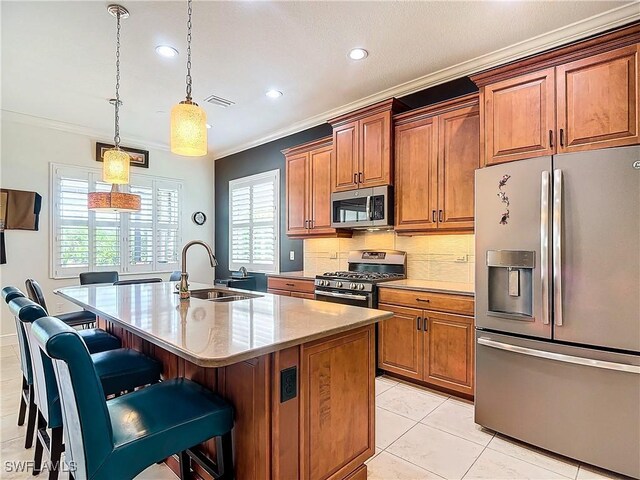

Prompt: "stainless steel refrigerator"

[475,146,640,478]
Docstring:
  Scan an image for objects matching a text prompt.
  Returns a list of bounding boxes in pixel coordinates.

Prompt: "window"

[50,164,182,278]
[229,169,279,273]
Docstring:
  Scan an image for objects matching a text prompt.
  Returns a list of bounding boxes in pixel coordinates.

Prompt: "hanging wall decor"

[96,142,149,169]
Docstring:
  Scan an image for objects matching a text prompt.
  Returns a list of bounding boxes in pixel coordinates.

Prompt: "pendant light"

[170,0,207,157]
[88,4,141,212]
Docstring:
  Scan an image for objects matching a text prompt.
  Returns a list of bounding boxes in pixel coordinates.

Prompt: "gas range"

[314,250,406,307]
[315,272,405,292]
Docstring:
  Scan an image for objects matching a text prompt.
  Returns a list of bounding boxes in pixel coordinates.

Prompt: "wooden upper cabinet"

[472,25,640,165]
[330,99,408,193]
[309,145,333,232]
[423,311,474,396]
[438,104,480,230]
[360,111,392,188]
[333,121,359,192]
[394,116,439,232]
[483,68,556,165]
[393,94,480,234]
[283,137,351,239]
[556,44,639,153]
[378,304,423,380]
[285,152,309,236]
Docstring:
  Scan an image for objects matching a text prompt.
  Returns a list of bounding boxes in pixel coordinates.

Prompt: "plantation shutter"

[126,180,154,273]
[91,177,122,270]
[229,170,279,273]
[52,167,90,278]
[155,180,181,271]
[50,164,182,279]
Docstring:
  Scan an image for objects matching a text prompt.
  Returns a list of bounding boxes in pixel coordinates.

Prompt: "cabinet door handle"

[438,210,443,222]
[305,220,309,229]
[354,173,358,184]
[559,128,565,147]
[432,210,437,222]
[359,172,363,184]
[286,283,295,287]
[423,317,428,332]
[416,317,422,331]
[549,130,553,148]
[416,298,430,303]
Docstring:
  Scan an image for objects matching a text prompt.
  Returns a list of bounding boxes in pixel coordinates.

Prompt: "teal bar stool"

[1,286,38,449]
[11,297,162,480]
[32,316,235,480]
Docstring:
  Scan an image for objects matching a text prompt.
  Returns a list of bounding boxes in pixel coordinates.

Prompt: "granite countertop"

[379,279,475,297]
[266,271,316,281]
[54,282,390,367]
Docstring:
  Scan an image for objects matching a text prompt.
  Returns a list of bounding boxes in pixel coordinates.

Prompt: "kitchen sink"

[186,288,262,302]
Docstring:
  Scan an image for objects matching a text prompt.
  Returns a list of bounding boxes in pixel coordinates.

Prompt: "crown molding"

[1,110,171,152]
[213,3,640,160]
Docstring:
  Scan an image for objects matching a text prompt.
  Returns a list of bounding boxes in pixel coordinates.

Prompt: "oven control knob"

[358,284,365,290]
[336,281,343,288]
[350,283,356,289]
[321,280,328,286]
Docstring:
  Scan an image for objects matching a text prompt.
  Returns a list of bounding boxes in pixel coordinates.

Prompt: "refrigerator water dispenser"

[486,250,535,319]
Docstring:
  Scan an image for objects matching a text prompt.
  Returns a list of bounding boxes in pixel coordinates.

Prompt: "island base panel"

[96,317,375,480]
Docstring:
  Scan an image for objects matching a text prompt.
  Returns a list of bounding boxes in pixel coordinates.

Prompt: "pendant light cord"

[114,9,122,149]
[185,0,193,101]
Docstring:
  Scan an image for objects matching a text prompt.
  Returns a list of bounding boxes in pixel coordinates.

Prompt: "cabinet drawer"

[267,289,291,296]
[291,291,315,300]
[378,288,474,315]
[267,277,315,294]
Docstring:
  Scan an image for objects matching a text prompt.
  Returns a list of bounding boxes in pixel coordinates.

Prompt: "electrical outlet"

[330,251,338,259]
[289,251,295,261]
[56,303,64,313]
[280,366,297,403]
[455,255,468,263]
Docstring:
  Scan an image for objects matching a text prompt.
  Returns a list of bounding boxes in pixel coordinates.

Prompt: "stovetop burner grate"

[321,271,405,281]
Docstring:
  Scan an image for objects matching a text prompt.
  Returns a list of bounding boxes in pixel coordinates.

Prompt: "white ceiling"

[2,1,638,159]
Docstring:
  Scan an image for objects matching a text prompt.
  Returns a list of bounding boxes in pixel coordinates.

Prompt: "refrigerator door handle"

[477,337,640,374]
[553,169,563,326]
[541,171,551,325]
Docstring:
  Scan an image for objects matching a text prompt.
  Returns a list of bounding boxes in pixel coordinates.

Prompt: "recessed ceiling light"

[348,48,368,60]
[206,124,212,129]
[155,45,179,58]
[266,89,283,99]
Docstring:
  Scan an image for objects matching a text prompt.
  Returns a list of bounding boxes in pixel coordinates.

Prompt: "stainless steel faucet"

[179,240,218,300]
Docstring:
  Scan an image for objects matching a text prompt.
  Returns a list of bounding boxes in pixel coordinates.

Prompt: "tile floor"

[0,345,630,480]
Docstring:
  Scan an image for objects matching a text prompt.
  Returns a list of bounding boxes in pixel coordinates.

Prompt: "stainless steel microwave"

[331,186,393,229]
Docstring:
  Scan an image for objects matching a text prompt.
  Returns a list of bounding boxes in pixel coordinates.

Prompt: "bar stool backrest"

[24,279,48,313]
[113,278,162,286]
[10,297,58,427]
[79,271,119,285]
[2,287,31,384]
[32,317,113,480]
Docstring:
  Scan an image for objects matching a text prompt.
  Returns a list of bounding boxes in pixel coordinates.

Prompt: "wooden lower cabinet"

[377,304,423,380]
[423,311,474,396]
[378,290,475,397]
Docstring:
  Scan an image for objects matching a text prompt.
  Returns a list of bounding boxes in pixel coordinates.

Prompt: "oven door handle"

[314,290,368,301]
[365,195,373,221]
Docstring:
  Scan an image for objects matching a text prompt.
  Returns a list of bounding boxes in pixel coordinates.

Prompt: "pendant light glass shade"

[88,184,141,212]
[170,100,207,156]
[102,147,130,184]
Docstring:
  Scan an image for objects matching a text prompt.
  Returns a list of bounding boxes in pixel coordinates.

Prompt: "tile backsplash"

[303,231,475,287]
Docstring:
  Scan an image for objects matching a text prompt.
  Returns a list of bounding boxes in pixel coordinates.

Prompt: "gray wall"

[214,124,332,291]
[214,77,477,291]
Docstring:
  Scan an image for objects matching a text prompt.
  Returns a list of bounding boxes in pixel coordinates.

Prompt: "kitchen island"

[54,282,391,480]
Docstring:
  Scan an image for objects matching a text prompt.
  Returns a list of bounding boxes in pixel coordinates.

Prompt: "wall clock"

[192,211,206,226]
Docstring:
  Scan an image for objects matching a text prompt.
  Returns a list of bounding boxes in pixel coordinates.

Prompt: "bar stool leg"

[179,450,191,480]
[25,385,37,449]
[17,377,28,426]
[48,427,63,480]
[216,432,234,480]
[33,412,46,475]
